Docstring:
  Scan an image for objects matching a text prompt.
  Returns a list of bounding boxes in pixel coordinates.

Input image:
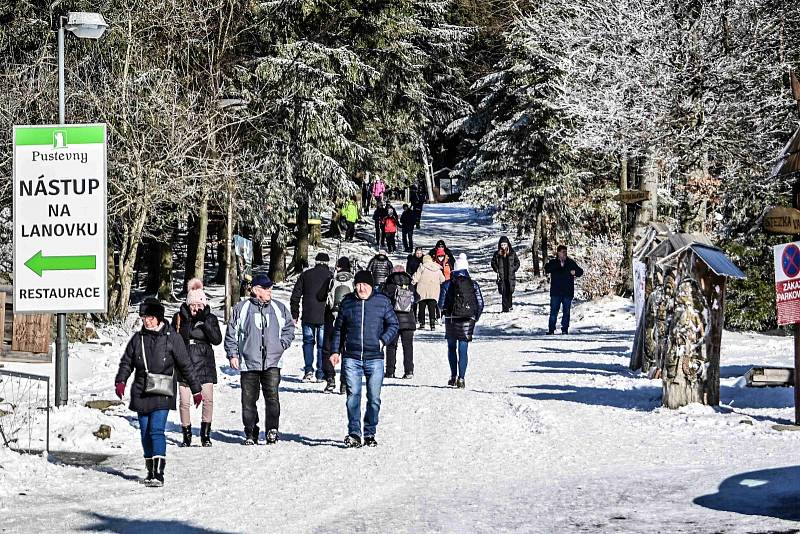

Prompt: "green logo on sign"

[53,130,67,149]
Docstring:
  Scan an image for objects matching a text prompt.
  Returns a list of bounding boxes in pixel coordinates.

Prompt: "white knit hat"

[454,253,469,272]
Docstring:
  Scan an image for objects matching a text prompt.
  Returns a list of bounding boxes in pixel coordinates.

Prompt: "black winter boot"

[181,425,192,447]
[150,457,165,487]
[142,458,154,485]
[456,378,465,389]
[200,422,212,447]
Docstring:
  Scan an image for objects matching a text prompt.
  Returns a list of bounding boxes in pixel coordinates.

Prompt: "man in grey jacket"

[225,274,295,445]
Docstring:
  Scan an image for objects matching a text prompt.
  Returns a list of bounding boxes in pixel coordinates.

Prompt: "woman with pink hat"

[171,278,222,447]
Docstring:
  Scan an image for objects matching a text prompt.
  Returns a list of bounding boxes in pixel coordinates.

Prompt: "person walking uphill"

[372,201,389,249]
[319,256,355,394]
[225,274,296,445]
[400,204,416,252]
[340,198,359,242]
[491,236,520,313]
[115,298,203,487]
[545,245,584,334]
[383,206,400,253]
[367,250,393,289]
[382,266,417,379]
[438,254,484,389]
[330,271,399,448]
[412,254,445,330]
[291,253,333,382]
[172,279,222,447]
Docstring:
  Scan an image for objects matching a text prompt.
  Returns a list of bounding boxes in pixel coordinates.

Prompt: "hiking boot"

[364,436,378,448]
[266,429,278,445]
[430,324,436,331]
[324,379,336,394]
[142,458,154,485]
[180,425,192,447]
[344,434,363,448]
[243,426,259,445]
[200,422,212,447]
[419,322,425,329]
[456,378,465,389]
[402,373,413,380]
[302,372,315,382]
[147,457,165,487]
[385,372,396,379]
[447,376,457,387]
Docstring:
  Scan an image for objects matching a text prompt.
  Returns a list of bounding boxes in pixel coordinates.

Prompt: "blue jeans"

[342,358,384,438]
[137,409,168,458]
[302,323,325,378]
[549,295,573,333]
[447,336,469,379]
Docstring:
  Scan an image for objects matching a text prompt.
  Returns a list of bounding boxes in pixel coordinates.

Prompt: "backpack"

[328,272,354,316]
[450,277,478,319]
[394,285,415,313]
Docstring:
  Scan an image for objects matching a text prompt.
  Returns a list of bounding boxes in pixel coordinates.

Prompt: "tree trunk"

[290,200,309,274]
[184,214,199,291]
[420,139,436,203]
[531,197,543,276]
[157,239,174,302]
[108,207,147,320]
[269,230,287,283]
[194,195,209,281]
[213,222,227,284]
[540,214,549,267]
[253,233,264,266]
[224,186,234,322]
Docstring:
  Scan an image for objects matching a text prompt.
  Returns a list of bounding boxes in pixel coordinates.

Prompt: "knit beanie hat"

[454,253,469,272]
[315,252,330,264]
[353,270,374,288]
[336,256,352,272]
[139,297,165,320]
[185,278,207,306]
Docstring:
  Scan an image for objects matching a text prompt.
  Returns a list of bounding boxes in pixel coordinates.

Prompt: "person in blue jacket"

[330,270,399,448]
[438,254,484,389]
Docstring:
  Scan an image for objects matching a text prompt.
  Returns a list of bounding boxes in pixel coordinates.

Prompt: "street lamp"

[54,10,107,407]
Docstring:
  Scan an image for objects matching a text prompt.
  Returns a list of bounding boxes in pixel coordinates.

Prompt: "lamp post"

[54,11,107,407]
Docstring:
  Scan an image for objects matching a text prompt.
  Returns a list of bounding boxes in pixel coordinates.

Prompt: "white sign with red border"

[774,241,800,325]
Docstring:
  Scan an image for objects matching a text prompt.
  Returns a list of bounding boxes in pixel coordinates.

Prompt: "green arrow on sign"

[25,250,96,277]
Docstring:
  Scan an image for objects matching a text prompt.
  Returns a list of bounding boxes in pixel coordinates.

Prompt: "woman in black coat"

[490,236,521,312]
[382,267,417,379]
[115,297,202,487]
[172,279,222,447]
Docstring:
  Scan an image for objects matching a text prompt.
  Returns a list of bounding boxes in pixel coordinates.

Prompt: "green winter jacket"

[341,201,359,223]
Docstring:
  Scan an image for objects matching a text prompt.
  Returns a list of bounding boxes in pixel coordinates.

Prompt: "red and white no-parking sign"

[774,241,800,325]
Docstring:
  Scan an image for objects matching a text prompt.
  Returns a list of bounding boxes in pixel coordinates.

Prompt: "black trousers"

[386,232,397,253]
[386,330,414,375]
[241,369,281,433]
[402,228,414,251]
[374,222,385,247]
[500,279,513,311]
[345,221,355,241]
[417,299,437,327]
[321,313,337,380]
[412,206,423,228]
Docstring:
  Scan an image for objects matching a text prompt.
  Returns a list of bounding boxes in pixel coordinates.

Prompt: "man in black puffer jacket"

[291,253,334,382]
[382,266,417,379]
[544,245,584,334]
[367,250,393,289]
[330,271,399,448]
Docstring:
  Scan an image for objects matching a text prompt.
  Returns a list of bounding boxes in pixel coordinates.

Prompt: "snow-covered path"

[2,203,799,533]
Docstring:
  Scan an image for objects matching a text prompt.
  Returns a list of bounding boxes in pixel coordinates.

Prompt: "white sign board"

[13,124,107,314]
[773,241,800,326]
[633,260,647,326]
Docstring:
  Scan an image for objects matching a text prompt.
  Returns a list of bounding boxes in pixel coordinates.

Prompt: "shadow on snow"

[80,512,234,533]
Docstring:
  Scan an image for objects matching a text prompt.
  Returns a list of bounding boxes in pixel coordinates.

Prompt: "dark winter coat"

[372,205,389,224]
[491,237,521,294]
[382,272,417,331]
[115,322,201,414]
[368,254,394,286]
[171,304,222,385]
[438,270,484,342]
[429,242,456,269]
[406,254,423,277]
[291,263,333,325]
[545,257,584,298]
[331,291,400,360]
[400,209,416,230]
[410,187,427,208]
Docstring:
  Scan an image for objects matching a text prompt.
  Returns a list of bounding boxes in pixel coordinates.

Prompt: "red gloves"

[193,392,203,408]
[115,382,125,399]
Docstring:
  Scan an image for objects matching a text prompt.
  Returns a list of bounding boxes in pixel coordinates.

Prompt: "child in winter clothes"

[433,246,452,281]
[172,278,222,447]
[383,207,399,253]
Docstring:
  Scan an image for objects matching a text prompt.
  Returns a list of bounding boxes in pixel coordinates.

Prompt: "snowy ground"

[1,203,799,533]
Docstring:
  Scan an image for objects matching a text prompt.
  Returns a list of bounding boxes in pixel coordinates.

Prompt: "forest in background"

[1,0,798,330]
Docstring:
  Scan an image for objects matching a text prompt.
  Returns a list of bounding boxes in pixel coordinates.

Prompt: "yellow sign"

[763,206,800,234]
[613,190,650,204]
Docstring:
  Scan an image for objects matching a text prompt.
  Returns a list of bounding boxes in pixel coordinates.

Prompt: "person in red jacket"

[383,206,399,253]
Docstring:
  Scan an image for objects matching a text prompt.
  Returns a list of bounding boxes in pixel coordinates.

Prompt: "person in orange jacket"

[383,206,399,253]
